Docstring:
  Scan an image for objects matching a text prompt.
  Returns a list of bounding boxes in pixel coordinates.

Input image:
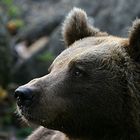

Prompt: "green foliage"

[16,127,33,138]
[1,0,13,6]
[0,104,15,126]
[38,52,55,62]
[0,87,7,101]
[0,0,24,33]
[8,19,24,28]
[1,115,12,125]
[1,0,21,18]
[8,5,20,17]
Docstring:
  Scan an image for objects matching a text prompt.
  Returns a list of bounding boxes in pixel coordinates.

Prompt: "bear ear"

[129,19,140,62]
[62,7,107,47]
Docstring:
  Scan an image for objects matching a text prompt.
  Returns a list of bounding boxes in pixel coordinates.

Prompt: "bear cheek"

[32,89,68,125]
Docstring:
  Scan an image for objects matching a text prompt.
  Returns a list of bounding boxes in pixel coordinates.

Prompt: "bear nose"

[14,87,34,107]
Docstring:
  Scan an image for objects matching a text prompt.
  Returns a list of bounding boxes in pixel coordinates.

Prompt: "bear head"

[15,8,140,140]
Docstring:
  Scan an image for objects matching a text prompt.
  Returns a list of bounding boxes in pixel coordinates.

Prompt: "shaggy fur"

[15,8,140,140]
[129,19,140,61]
[62,7,107,46]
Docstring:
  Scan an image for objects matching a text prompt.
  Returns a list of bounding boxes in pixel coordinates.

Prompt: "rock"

[14,0,140,37]
[91,0,140,36]
[16,15,63,45]
[12,26,64,84]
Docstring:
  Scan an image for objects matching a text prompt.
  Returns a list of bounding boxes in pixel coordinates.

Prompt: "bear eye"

[73,67,84,78]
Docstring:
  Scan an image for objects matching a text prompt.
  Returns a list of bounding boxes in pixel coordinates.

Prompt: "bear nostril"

[15,88,33,100]
[14,87,34,106]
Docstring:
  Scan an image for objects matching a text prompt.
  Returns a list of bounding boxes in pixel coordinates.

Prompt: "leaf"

[8,6,20,17]
[7,19,24,28]
[38,52,55,62]
[0,86,7,101]
[1,0,13,6]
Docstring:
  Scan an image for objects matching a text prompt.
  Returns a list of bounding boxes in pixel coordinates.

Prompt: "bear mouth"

[24,113,46,125]
[17,105,47,126]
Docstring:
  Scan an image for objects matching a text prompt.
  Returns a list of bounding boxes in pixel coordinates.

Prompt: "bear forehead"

[51,36,128,70]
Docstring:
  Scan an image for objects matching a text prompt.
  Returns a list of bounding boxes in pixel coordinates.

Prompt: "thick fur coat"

[15,8,140,140]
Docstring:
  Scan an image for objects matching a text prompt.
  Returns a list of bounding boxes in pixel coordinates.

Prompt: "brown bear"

[14,7,140,140]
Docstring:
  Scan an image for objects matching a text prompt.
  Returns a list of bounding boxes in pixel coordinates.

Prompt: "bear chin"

[17,106,46,126]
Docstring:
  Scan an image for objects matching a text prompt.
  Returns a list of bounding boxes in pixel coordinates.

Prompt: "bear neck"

[65,120,140,140]
[67,128,140,140]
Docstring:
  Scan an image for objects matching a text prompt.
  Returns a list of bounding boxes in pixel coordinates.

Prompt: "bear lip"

[18,106,47,126]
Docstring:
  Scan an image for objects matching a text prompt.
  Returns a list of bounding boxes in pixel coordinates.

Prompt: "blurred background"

[0,0,140,139]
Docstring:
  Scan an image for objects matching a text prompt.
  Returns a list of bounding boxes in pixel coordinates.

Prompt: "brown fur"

[62,7,107,46]
[129,19,140,61]
[15,8,140,140]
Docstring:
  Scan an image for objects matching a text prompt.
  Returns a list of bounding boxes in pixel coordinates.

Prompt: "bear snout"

[14,87,36,107]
